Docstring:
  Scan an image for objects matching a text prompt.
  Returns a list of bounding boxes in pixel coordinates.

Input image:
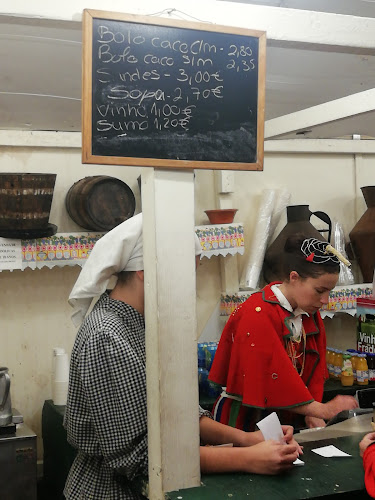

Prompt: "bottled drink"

[367,353,375,384]
[326,348,334,378]
[341,352,354,387]
[330,349,337,379]
[357,353,369,386]
[334,349,343,379]
[347,349,358,382]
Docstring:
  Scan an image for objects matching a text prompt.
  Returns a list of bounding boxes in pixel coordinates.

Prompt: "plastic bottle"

[347,349,358,382]
[329,349,337,379]
[351,353,358,382]
[367,353,375,384]
[326,348,334,379]
[334,349,343,379]
[357,353,369,386]
[341,352,354,387]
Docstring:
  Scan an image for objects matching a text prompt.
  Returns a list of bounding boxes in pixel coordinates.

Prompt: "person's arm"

[200,440,299,475]
[360,433,375,499]
[199,416,303,456]
[199,416,264,447]
[287,395,358,421]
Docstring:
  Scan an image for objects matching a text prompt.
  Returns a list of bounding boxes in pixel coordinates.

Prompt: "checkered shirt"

[64,292,148,499]
[63,292,211,499]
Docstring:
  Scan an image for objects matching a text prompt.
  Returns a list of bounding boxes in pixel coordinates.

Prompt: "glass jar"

[341,352,354,387]
[357,353,369,386]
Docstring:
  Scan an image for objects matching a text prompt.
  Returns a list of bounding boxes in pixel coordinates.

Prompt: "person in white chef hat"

[63,213,301,500]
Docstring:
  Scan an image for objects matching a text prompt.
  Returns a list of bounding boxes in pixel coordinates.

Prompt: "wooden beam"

[3,1,375,54]
[265,89,375,139]
[265,138,375,154]
[142,168,200,496]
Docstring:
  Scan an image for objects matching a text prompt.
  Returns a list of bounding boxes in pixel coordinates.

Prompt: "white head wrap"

[68,213,143,327]
[69,214,202,327]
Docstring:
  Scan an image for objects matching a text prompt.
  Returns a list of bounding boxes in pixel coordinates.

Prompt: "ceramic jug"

[263,205,332,283]
[0,366,12,426]
[349,186,375,283]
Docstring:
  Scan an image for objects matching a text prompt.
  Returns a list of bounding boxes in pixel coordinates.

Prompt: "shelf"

[195,223,244,259]
[0,223,245,271]
[0,233,105,271]
[220,284,374,317]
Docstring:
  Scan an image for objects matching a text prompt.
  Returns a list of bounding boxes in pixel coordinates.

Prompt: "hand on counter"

[324,395,359,420]
[243,439,300,475]
[305,416,326,429]
[360,432,375,457]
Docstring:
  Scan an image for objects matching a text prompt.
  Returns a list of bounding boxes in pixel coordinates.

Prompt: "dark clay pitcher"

[349,186,375,283]
[263,205,332,283]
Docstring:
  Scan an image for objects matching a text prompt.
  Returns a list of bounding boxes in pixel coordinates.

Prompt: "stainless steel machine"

[0,367,37,500]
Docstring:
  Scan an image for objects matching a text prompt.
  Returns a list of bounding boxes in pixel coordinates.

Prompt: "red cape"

[364,444,375,498]
[209,283,328,409]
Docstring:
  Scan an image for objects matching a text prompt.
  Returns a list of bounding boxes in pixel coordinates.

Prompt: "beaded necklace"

[287,325,306,378]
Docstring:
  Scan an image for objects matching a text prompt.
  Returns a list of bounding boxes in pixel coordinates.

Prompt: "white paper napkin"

[311,445,351,458]
[256,412,304,466]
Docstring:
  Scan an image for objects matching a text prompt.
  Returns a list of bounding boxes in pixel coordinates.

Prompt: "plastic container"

[197,343,207,369]
[333,349,343,379]
[326,348,334,378]
[329,349,337,378]
[204,342,218,371]
[347,349,358,381]
[357,353,369,386]
[198,367,209,397]
[52,348,69,405]
[367,353,375,384]
[341,352,354,386]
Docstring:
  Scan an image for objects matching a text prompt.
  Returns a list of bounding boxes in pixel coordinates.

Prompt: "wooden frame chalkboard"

[82,9,266,170]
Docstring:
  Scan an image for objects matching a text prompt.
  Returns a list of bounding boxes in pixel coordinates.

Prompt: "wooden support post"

[142,168,200,498]
[215,171,239,294]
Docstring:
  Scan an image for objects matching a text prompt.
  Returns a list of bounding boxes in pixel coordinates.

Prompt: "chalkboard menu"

[82,10,266,170]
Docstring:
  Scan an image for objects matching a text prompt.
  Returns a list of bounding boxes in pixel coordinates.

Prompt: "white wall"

[1,144,373,462]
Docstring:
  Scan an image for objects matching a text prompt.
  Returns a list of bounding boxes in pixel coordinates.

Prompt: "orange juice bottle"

[329,349,337,378]
[326,348,334,379]
[351,353,358,382]
[341,352,354,386]
[334,349,343,379]
[357,353,369,386]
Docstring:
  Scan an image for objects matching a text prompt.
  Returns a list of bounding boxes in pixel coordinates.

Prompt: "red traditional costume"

[363,444,375,498]
[209,282,328,431]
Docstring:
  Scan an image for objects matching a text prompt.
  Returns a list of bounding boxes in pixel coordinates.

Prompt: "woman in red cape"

[209,235,358,431]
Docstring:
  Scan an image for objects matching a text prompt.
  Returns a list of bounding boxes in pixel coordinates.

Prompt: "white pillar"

[142,168,200,497]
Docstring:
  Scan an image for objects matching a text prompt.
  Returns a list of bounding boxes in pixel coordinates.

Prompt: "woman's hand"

[360,432,375,457]
[281,425,303,455]
[241,440,299,475]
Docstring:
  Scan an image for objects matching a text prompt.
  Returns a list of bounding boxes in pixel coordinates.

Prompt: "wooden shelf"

[0,223,245,271]
[220,284,373,317]
[195,223,244,259]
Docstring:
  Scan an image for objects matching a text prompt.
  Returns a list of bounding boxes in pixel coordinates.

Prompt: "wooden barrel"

[65,176,136,231]
[0,173,56,230]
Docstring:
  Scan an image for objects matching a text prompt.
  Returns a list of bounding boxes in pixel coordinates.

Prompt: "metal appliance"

[0,368,37,499]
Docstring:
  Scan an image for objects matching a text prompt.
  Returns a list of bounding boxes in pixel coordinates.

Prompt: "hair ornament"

[324,244,351,267]
[300,238,346,266]
[306,253,315,262]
